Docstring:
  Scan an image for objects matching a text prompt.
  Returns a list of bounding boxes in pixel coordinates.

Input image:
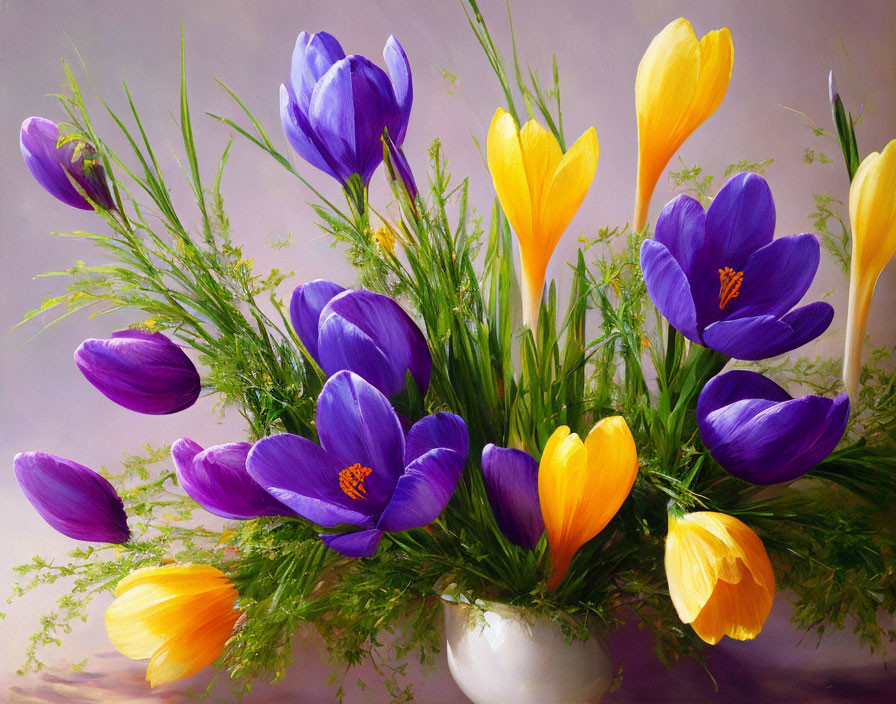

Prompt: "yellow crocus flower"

[665,511,775,645]
[633,18,733,231]
[538,416,638,590]
[486,108,598,329]
[843,139,896,403]
[105,563,240,686]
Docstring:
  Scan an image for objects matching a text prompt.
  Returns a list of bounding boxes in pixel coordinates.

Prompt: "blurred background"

[2,1,896,701]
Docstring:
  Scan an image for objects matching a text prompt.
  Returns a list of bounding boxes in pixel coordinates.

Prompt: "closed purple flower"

[171,438,295,520]
[290,281,431,398]
[247,370,467,557]
[640,173,834,360]
[74,330,201,415]
[280,31,412,187]
[14,452,129,543]
[384,130,418,200]
[697,370,849,485]
[481,444,543,549]
[20,117,114,210]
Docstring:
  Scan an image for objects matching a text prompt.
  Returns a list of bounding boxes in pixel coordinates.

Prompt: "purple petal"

[640,239,701,343]
[318,290,431,398]
[315,371,406,508]
[280,84,341,181]
[291,31,346,113]
[384,133,418,199]
[172,438,295,520]
[320,529,383,557]
[247,433,376,527]
[383,36,412,144]
[20,117,113,210]
[702,301,834,360]
[481,445,543,550]
[726,234,821,320]
[289,279,346,361]
[405,413,469,466]
[377,447,465,532]
[704,173,775,268]
[74,330,200,414]
[653,195,706,278]
[14,452,129,543]
[702,373,850,485]
[307,58,359,183]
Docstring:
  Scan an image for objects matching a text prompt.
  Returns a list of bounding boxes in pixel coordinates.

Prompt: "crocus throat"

[718,267,744,310]
[339,463,372,500]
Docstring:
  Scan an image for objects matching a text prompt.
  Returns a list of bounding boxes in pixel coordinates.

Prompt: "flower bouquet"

[9,3,896,702]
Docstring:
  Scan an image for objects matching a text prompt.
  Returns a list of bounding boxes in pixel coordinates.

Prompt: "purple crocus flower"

[290,281,431,398]
[640,173,834,360]
[280,31,412,187]
[74,330,201,415]
[481,444,544,549]
[20,117,114,210]
[384,130,418,200]
[14,452,129,543]
[171,438,295,520]
[697,370,849,485]
[247,370,467,557]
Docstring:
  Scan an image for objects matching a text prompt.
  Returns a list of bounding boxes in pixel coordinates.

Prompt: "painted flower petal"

[702,301,834,360]
[377,448,465,533]
[280,84,340,181]
[318,289,431,397]
[14,451,129,543]
[486,109,533,246]
[481,445,543,549]
[172,438,295,520]
[315,371,406,507]
[307,58,357,183]
[541,126,599,250]
[74,330,201,415]
[704,173,775,268]
[289,279,346,361]
[640,239,701,343]
[247,433,375,527]
[653,194,706,278]
[291,31,346,113]
[698,370,849,484]
[320,528,383,557]
[728,234,821,320]
[404,413,469,465]
[347,55,403,183]
[383,35,412,143]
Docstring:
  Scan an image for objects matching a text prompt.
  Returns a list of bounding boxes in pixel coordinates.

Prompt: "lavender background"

[2,0,896,701]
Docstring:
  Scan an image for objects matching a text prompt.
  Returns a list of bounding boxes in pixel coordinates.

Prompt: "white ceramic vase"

[443,598,612,704]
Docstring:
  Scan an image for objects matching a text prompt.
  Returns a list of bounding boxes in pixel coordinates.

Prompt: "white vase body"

[443,600,612,704]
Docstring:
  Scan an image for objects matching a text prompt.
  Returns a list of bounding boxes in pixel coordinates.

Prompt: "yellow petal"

[487,109,532,245]
[844,139,896,402]
[519,118,563,237]
[539,417,638,589]
[633,18,732,230]
[665,512,775,644]
[542,127,599,256]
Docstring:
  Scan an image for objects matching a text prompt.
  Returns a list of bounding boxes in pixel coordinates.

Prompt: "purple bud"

[481,444,544,550]
[14,452,129,543]
[384,130,418,200]
[74,330,201,415]
[828,70,839,105]
[171,438,296,520]
[20,117,114,210]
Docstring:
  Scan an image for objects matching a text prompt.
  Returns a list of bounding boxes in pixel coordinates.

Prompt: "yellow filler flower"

[538,416,638,590]
[843,139,896,403]
[487,108,598,329]
[665,511,775,645]
[633,18,733,231]
[105,563,241,687]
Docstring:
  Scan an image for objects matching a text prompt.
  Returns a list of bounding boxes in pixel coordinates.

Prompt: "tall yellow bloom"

[665,512,775,645]
[843,139,896,403]
[486,108,598,329]
[105,563,240,687]
[633,18,733,231]
[538,416,638,590]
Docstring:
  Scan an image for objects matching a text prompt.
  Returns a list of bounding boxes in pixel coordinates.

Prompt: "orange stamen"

[339,463,372,500]
[718,267,744,310]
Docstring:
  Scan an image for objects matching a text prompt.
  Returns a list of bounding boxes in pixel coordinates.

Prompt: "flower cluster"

[11,6,896,695]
